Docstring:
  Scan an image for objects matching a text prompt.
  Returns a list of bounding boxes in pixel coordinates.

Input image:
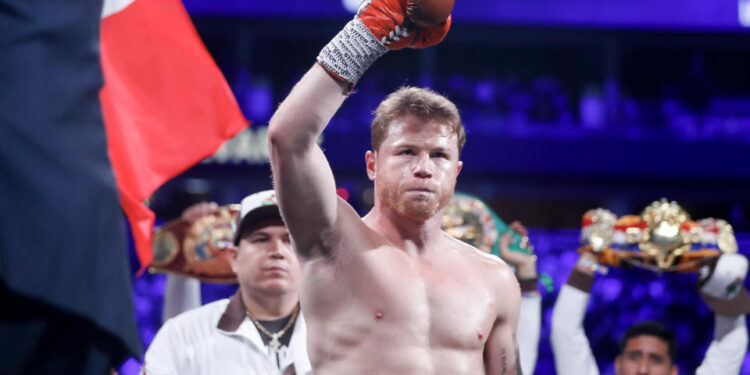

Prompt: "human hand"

[499,221,537,279]
[357,0,452,50]
[181,201,219,223]
[697,253,750,316]
[317,0,453,86]
[574,251,602,277]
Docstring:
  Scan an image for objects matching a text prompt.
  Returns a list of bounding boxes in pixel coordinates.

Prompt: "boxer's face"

[615,335,677,375]
[232,219,300,296]
[367,114,462,222]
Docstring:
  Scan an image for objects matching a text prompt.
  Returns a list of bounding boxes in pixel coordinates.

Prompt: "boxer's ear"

[228,243,240,274]
[614,356,622,372]
[366,150,376,181]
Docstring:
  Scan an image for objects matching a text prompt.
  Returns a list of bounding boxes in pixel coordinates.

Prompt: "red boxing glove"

[357,0,451,50]
[316,0,452,85]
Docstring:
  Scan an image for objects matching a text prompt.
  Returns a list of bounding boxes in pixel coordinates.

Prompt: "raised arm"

[696,314,748,375]
[162,274,201,322]
[268,66,348,259]
[695,253,750,374]
[161,202,219,320]
[498,227,541,375]
[268,0,451,258]
[484,265,523,375]
[550,253,601,375]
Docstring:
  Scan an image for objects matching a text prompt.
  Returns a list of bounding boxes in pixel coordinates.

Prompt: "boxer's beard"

[380,183,443,222]
[398,196,439,222]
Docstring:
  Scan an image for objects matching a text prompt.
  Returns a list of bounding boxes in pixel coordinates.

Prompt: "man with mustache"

[267,0,522,372]
[142,190,311,375]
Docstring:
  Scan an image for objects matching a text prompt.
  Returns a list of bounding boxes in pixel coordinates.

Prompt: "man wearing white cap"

[141,190,311,375]
[551,252,750,375]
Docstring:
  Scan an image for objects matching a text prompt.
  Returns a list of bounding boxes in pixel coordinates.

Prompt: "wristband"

[316,17,388,87]
[518,276,540,297]
[518,276,538,292]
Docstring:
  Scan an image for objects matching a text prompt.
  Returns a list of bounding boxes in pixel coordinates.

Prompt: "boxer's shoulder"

[451,238,517,291]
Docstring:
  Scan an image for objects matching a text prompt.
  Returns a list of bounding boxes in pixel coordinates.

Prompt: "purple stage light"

[649,280,666,299]
[474,81,495,104]
[630,283,646,300]
[599,278,623,302]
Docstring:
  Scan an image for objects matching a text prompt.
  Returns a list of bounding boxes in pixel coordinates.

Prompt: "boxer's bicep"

[271,144,338,257]
[485,265,523,374]
[269,65,349,258]
[484,326,522,375]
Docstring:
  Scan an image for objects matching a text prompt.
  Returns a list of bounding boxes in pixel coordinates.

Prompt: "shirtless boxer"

[267,0,522,373]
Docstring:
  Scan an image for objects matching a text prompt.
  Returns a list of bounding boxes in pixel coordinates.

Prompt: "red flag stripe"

[100,0,248,271]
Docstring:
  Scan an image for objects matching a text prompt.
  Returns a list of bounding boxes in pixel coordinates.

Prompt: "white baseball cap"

[233,190,283,245]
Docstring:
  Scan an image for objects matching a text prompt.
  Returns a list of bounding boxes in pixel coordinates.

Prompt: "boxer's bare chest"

[303,244,498,349]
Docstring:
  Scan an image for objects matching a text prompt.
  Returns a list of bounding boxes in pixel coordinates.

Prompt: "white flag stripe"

[101,0,136,18]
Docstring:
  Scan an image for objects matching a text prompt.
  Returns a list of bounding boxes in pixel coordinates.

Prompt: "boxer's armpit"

[298,225,340,259]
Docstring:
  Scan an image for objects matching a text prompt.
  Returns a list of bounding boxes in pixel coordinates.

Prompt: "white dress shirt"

[142,292,311,375]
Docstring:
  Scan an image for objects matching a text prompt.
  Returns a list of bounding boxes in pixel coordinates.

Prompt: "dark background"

[123,1,750,373]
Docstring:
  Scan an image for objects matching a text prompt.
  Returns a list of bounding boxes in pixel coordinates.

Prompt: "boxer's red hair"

[371,86,465,154]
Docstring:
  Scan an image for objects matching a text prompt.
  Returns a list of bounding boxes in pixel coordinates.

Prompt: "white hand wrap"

[316,17,388,86]
[699,253,748,299]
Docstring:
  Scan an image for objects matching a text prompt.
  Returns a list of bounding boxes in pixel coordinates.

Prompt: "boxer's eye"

[250,235,270,244]
[624,351,642,361]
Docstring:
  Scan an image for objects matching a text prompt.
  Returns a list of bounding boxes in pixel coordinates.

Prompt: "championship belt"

[579,199,737,273]
[149,204,240,283]
[442,192,533,257]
